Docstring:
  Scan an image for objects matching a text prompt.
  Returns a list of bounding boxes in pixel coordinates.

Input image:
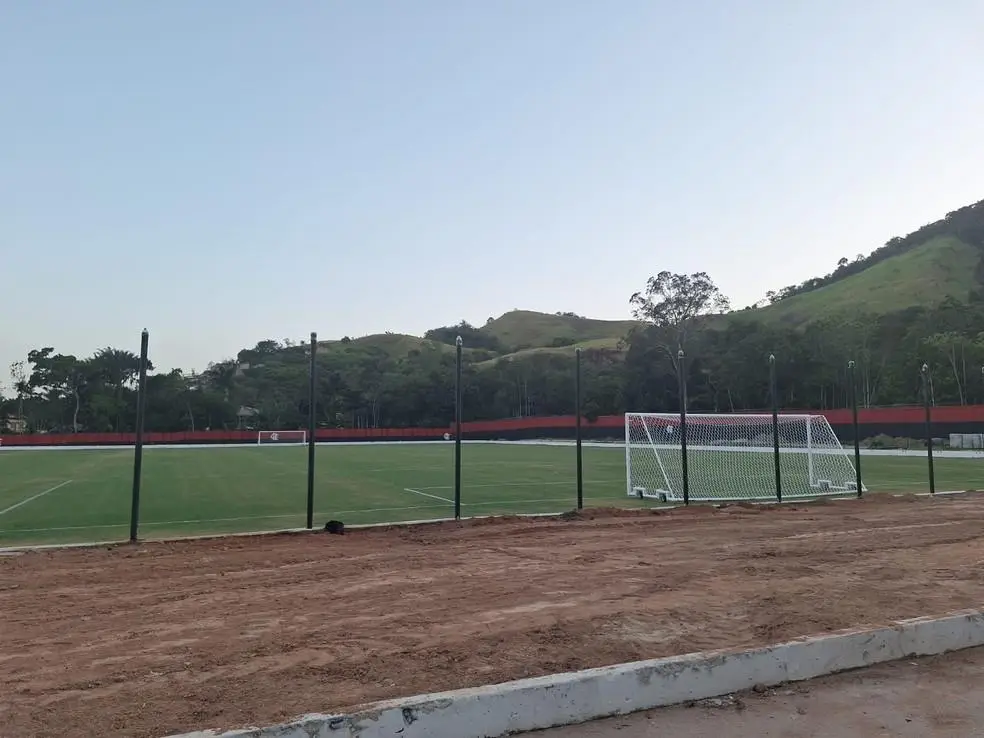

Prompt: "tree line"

[3,291,983,435]
[4,202,984,434]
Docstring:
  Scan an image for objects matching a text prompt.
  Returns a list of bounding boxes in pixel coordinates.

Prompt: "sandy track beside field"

[5,494,984,737]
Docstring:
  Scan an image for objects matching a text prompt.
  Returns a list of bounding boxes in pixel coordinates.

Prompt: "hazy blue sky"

[3,1,983,382]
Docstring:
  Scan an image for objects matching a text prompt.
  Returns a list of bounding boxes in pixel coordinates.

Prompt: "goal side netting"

[257,430,307,445]
[625,413,865,502]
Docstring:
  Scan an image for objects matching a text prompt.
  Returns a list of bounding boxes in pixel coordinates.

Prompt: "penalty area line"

[0,480,73,517]
[403,487,454,504]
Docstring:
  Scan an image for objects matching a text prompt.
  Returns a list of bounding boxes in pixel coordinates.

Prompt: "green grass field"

[0,442,979,547]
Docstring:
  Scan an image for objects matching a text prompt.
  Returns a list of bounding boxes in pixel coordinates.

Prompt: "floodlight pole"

[848,360,863,498]
[769,354,782,503]
[678,349,689,506]
[129,329,149,543]
[306,332,317,529]
[922,363,935,495]
[454,336,463,520]
[575,347,583,510]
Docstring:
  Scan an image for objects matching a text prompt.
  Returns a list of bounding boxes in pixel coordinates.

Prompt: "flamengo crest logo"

[270,433,279,442]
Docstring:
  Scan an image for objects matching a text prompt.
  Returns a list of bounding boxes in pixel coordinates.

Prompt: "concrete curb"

[167,607,984,738]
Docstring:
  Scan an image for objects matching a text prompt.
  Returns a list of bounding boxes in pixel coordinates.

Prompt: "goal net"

[625,413,864,502]
[256,430,307,445]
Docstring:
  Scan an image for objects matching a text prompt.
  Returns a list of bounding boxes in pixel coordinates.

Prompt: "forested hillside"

[4,200,984,434]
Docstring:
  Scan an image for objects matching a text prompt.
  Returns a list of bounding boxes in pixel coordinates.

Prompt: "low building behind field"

[951,433,984,449]
[2,416,27,434]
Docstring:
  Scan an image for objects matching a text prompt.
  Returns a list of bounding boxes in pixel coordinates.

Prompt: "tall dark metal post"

[922,363,935,495]
[306,332,317,529]
[129,329,149,543]
[678,349,689,506]
[848,360,863,498]
[454,336,463,519]
[575,348,583,510]
[769,353,782,502]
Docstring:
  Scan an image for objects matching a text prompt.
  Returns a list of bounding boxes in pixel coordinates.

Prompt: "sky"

[2,0,983,383]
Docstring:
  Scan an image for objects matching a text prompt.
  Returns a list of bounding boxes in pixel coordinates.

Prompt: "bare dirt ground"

[541,646,984,737]
[5,494,984,738]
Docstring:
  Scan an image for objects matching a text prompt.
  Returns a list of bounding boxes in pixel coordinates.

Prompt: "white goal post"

[256,430,308,445]
[625,413,865,502]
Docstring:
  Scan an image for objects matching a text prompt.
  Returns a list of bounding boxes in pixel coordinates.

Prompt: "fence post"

[678,349,689,506]
[454,336,463,519]
[575,347,583,510]
[848,360,863,498]
[921,363,935,495]
[129,329,149,543]
[769,353,782,502]
[306,332,317,529]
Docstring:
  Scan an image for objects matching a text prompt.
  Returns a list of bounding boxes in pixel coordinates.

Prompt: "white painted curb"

[166,607,984,738]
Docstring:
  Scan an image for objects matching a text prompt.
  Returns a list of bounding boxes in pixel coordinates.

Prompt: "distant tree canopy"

[424,321,504,352]
[5,202,984,434]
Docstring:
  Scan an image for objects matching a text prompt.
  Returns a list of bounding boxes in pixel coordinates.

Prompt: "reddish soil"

[5,494,984,737]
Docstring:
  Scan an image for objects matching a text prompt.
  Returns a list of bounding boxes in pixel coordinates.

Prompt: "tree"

[629,271,730,379]
[424,321,503,352]
[9,361,30,424]
[630,271,731,329]
[923,331,979,406]
[87,348,147,431]
[26,348,89,431]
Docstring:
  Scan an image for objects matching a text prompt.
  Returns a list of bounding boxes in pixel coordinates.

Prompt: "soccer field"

[0,442,979,546]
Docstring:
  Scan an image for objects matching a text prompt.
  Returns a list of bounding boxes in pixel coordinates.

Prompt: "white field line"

[3,489,981,553]
[415,480,606,491]
[0,496,635,536]
[0,480,72,517]
[402,487,455,503]
[365,461,567,473]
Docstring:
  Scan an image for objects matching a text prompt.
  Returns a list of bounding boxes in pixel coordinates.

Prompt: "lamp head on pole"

[848,360,855,369]
[455,336,463,347]
[768,353,775,364]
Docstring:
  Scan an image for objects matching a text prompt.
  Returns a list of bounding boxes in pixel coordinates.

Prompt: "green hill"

[10,198,984,435]
[304,206,984,370]
[474,337,624,367]
[316,312,636,365]
[322,333,459,356]
[315,230,981,368]
[479,310,637,352]
[743,236,983,326]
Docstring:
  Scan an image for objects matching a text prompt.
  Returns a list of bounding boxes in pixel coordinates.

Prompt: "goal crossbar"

[625,412,866,502]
